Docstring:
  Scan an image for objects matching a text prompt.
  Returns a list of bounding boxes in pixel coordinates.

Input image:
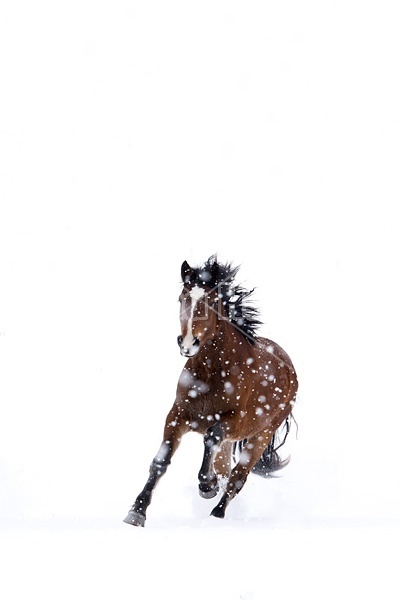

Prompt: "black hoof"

[210,504,226,519]
[199,482,219,499]
[123,510,146,527]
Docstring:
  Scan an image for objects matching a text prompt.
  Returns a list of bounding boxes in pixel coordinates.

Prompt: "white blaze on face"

[182,285,204,349]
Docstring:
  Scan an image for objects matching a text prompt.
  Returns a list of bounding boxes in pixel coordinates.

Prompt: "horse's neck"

[191,320,250,379]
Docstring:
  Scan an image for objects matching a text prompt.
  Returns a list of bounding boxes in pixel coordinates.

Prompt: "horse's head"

[177,260,219,358]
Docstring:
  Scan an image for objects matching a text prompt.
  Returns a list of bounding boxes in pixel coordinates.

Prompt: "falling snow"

[224,381,235,394]
[1,2,399,600]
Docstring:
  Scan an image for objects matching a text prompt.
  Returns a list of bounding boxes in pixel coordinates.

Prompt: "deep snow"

[1,1,400,598]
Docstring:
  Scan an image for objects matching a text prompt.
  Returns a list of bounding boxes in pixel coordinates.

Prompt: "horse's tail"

[251,436,290,476]
[233,417,293,477]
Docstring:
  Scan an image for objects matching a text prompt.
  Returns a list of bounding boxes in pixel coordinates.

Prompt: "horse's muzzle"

[177,335,200,357]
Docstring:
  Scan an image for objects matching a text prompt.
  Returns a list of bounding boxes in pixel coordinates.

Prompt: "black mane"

[182,256,262,344]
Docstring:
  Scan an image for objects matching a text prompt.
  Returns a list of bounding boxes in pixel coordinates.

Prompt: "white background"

[1,1,399,598]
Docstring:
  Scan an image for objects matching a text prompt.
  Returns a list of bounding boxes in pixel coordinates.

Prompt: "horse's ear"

[210,260,219,283]
[181,260,193,283]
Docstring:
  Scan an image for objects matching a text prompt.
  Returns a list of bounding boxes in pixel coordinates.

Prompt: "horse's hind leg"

[214,440,232,480]
[210,433,268,519]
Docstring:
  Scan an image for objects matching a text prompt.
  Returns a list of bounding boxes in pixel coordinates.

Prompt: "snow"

[1,1,400,599]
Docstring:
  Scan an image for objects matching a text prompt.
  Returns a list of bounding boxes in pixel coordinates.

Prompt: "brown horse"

[124,257,298,527]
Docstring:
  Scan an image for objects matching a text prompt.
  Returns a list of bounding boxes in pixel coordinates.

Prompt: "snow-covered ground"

[1,1,399,598]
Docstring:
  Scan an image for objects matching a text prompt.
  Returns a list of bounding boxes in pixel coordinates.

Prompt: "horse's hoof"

[199,483,219,499]
[123,510,146,527]
[210,504,226,519]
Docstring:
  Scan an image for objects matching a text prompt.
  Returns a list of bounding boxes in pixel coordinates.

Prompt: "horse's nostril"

[177,335,183,347]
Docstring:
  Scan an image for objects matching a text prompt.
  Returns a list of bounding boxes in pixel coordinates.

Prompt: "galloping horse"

[124,257,298,526]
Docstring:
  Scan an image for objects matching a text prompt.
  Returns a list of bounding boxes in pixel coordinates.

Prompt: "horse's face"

[177,283,218,358]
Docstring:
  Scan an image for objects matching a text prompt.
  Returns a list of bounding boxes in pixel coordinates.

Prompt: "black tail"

[233,417,292,477]
[251,435,290,476]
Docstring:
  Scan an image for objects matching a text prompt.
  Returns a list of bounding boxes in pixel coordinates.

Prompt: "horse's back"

[256,336,296,373]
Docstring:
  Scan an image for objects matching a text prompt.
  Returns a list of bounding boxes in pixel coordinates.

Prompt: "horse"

[124,257,298,527]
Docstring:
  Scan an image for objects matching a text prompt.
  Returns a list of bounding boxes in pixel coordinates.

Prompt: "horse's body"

[124,258,298,526]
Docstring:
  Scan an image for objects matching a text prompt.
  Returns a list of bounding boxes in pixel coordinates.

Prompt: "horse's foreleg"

[198,422,225,499]
[124,419,188,527]
[123,441,173,527]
